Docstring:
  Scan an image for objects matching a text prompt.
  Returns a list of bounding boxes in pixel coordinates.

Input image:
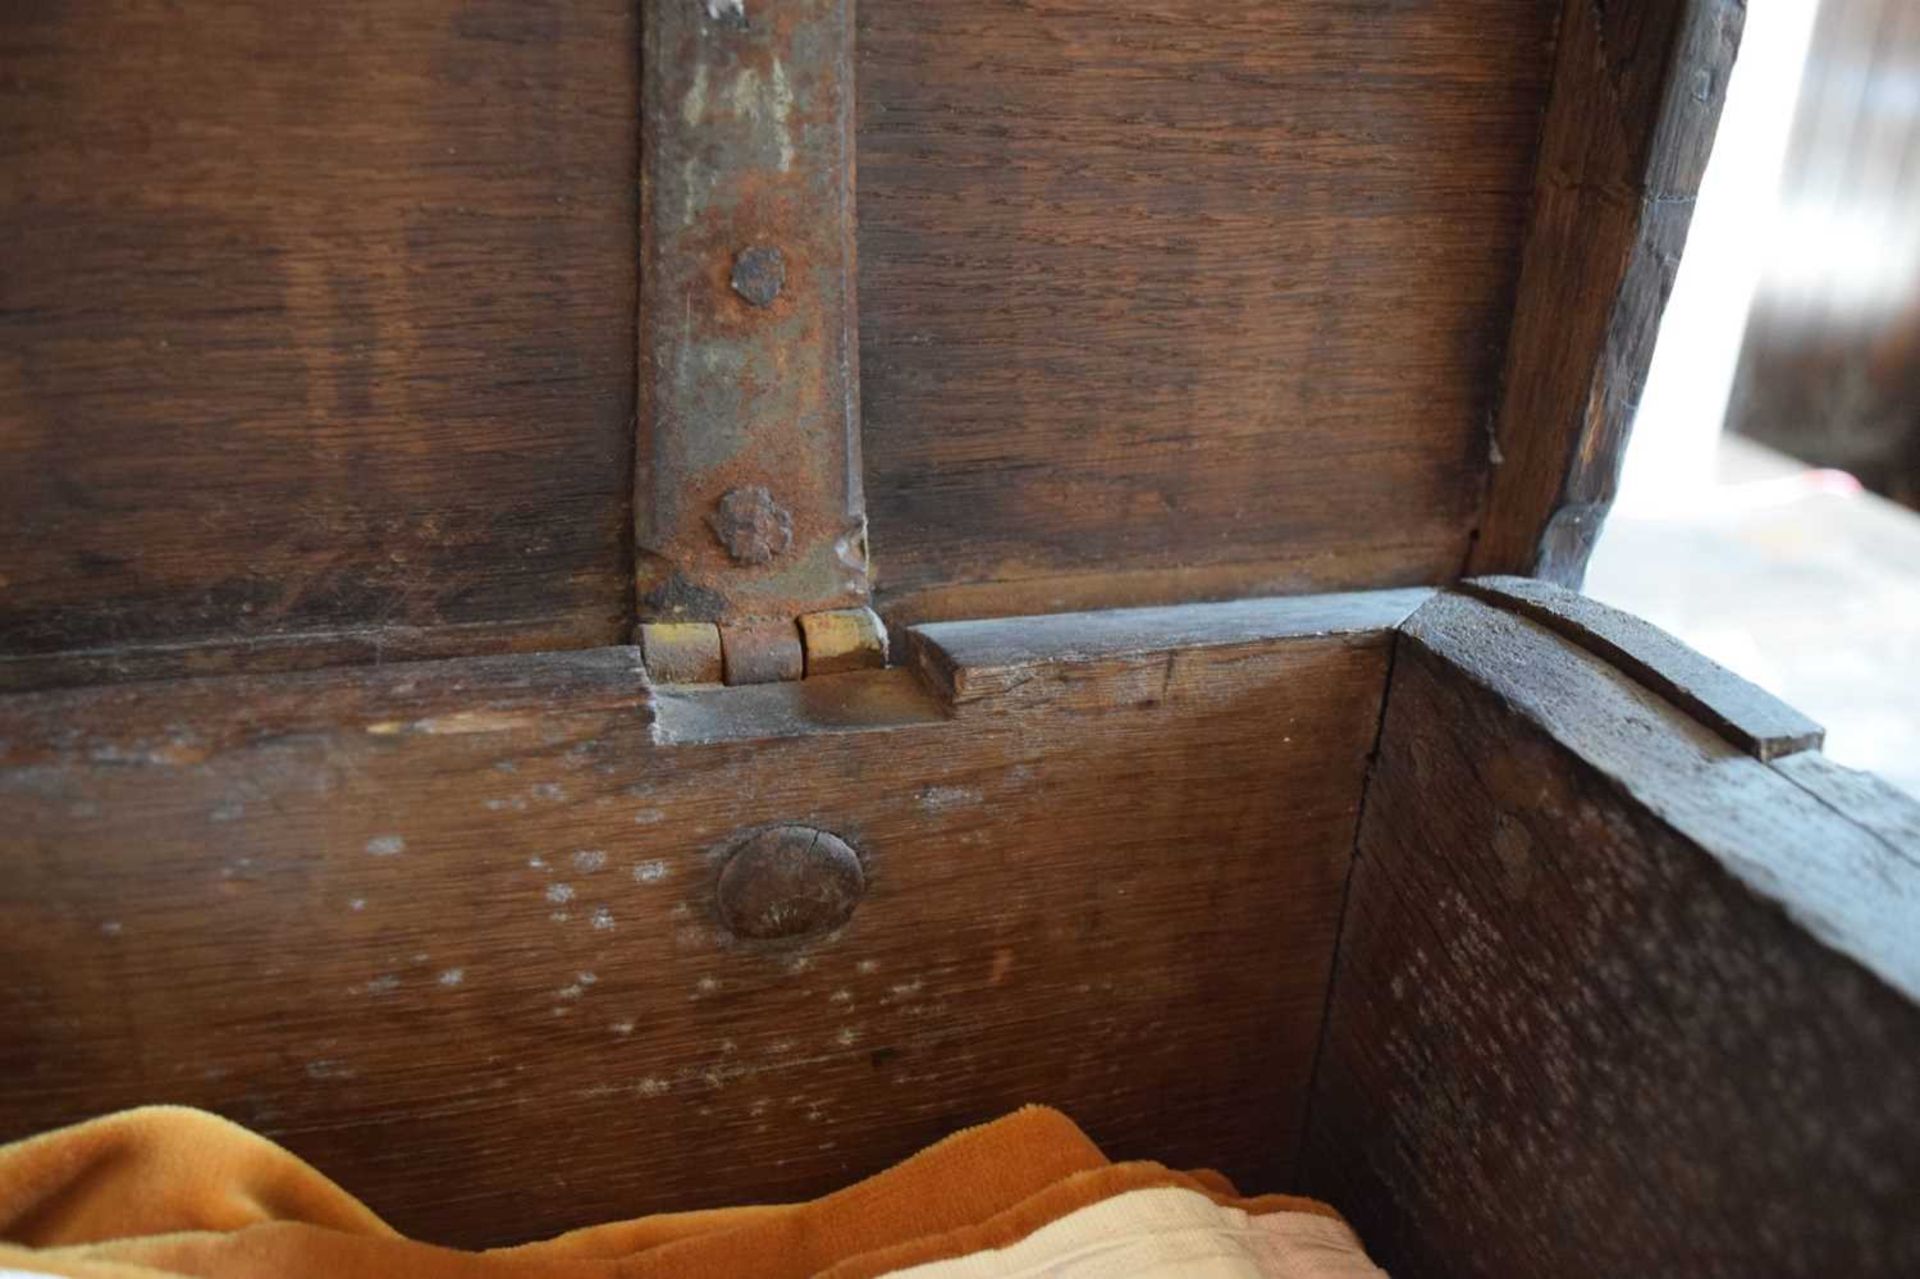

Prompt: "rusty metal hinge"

[635,0,876,685]
[638,607,886,686]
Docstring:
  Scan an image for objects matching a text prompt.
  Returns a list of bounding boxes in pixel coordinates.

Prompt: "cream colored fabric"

[876,1187,1386,1278]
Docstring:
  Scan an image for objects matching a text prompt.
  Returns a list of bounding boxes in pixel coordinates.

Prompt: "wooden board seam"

[1292,617,1412,1183]
[1770,755,1920,874]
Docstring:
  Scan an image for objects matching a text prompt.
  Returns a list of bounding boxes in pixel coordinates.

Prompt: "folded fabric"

[876,1188,1383,1279]
[0,1105,1380,1278]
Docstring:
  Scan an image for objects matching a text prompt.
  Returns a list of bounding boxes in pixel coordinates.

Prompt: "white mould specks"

[365,834,406,856]
[545,883,576,904]
[438,968,465,987]
[590,907,616,931]
[916,785,983,812]
[571,849,609,873]
[633,859,670,883]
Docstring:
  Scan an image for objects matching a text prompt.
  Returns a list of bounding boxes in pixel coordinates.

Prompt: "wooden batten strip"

[1460,575,1824,760]
[909,589,1432,706]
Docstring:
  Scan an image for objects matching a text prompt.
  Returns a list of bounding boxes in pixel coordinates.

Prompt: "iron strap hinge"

[635,0,871,686]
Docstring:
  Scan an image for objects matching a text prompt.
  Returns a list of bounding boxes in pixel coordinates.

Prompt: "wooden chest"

[2,1,1915,1274]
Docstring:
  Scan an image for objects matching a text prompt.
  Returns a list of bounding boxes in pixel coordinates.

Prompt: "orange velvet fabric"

[0,1106,1343,1278]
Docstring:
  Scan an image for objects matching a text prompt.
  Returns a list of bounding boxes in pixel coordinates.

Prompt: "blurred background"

[1588,0,1920,796]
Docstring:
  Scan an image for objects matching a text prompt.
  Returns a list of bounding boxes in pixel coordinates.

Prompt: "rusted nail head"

[709,485,793,565]
[716,826,865,942]
[730,245,786,308]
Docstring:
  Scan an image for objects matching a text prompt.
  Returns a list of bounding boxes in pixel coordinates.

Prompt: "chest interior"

[2,2,1915,1274]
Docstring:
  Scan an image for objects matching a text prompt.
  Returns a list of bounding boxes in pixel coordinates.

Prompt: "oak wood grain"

[0,0,637,687]
[857,0,1559,618]
[1303,592,1920,1276]
[3,0,1736,677]
[0,594,1394,1247]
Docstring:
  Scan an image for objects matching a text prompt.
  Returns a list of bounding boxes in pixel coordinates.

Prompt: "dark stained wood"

[1303,591,1920,1277]
[0,620,624,699]
[2,0,1747,679]
[856,0,1560,620]
[1470,0,1744,586]
[0,593,1396,1247]
[1462,574,1825,759]
[0,0,637,689]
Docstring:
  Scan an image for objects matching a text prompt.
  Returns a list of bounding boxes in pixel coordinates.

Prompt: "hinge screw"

[730,245,785,308]
[709,485,793,565]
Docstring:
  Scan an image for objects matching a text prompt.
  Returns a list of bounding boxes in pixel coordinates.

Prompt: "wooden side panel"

[1470,0,1744,584]
[857,0,1559,621]
[1303,593,1920,1277]
[0,1,637,687]
[0,595,1397,1247]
